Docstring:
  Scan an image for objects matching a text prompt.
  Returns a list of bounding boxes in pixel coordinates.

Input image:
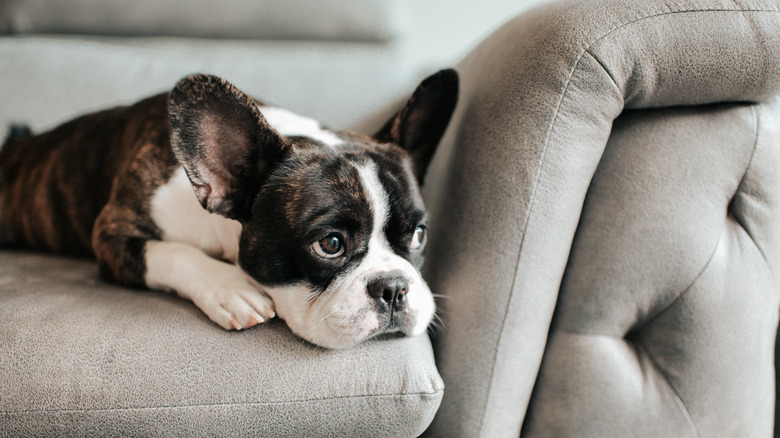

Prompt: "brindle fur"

[0,94,174,286]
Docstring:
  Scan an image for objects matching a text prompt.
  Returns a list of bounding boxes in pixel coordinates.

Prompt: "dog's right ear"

[373,69,458,186]
[168,74,287,221]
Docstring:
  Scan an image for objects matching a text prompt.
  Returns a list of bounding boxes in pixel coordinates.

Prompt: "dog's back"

[0,94,174,256]
[0,126,30,246]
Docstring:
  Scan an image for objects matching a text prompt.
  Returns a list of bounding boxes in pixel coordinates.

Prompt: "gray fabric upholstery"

[422,0,780,436]
[3,0,780,436]
[0,0,407,42]
[526,99,780,437]
[0,251,443,437]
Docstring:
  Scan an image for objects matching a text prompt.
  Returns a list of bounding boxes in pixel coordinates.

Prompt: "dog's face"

[168,71,458,348]
[239,135,434,348]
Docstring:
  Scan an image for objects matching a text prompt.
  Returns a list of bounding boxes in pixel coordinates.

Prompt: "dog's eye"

[410,226,427,251]
[312,234,345,258]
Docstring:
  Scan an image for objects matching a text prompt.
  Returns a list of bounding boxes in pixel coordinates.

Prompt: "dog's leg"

[92,203,274,331]
[144,240,275,330]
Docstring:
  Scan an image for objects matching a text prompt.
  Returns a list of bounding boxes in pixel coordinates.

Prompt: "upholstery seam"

[552,330,705,437]
[478,5,779,436]
[633,340,703,438]
[623,105,761,338]
[627,227,723,339]
[623,233,728,438]
[730,104,770,264]
[0,389,444,416]
[584,8,780,97]
[618,100,758,433]
[476,35,591,438]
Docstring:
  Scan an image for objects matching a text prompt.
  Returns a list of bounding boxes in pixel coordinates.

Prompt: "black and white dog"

[0,70,458,348]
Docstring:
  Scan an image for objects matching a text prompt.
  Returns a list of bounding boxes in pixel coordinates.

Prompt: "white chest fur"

[150,167,242,263]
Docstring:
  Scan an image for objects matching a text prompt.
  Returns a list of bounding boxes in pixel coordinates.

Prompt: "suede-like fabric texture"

[0,252,443,437]
[422,0,780,436]
[525,100,780,437]
[4,0,780,435]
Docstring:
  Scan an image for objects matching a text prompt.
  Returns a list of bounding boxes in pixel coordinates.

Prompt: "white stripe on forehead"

[356,163,390,240]
[259,106,343,147]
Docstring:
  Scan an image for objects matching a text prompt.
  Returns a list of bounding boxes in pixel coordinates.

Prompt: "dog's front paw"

[195,273,276,331]
[144,241,275,331]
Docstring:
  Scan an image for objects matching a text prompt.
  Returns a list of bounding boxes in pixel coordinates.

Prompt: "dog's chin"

[293,311,433,350]
[261,283,435,349]
[315,306,434,349]
[298,307,382,349]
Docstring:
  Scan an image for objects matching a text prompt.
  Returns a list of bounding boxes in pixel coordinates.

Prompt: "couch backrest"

[0,0,408,42]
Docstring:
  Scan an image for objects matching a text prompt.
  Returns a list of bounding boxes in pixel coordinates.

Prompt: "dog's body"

[0,71,458,348]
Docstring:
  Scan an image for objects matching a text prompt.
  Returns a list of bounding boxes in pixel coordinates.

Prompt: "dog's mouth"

[263,284,434,349]
[378,303,416,335]
[318,303,419,348]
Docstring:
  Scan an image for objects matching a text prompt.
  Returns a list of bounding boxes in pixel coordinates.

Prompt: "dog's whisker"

[312,308,342,327]
[427,308,446,334]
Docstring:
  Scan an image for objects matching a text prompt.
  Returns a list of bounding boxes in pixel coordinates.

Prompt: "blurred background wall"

[0,0,547,137]
[406,0,549,74]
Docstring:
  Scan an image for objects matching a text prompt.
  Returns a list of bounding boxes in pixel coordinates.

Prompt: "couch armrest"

[422,0,780,436]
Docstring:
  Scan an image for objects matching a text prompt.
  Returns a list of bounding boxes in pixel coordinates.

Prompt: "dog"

[0,70,458,348]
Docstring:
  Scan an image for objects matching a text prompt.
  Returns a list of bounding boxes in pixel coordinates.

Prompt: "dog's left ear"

[168,74,288,221]
[374,69,459,185]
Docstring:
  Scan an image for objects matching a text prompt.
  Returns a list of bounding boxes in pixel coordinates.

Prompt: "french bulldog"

[0,70,458,348]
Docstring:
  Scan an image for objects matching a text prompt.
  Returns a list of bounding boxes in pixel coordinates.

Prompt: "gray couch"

[2,0,780,436]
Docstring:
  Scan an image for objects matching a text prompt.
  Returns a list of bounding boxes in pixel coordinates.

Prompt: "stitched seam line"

[548,331,703,437]
[611,231,723,438]
[730,104,770,264]
[476,6,778,436]
[475,39,590,438]
[623,231,728,438]
[622,106,759,338]
[634,340,703,438]
[630,219,723,338]
[0,389,444,415]
[586,8,780,91]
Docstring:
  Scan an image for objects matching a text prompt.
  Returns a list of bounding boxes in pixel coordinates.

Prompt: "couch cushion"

[0,251,443,437]
[0,0,409,42]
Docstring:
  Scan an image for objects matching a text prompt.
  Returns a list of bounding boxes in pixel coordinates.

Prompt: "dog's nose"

[367,271,408,307]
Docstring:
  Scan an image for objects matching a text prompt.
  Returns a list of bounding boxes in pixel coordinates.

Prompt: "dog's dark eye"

[312,234,345,259]
[410,226,427,251]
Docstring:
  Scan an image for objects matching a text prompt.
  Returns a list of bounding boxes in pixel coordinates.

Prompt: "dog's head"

[168,71,458,348]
